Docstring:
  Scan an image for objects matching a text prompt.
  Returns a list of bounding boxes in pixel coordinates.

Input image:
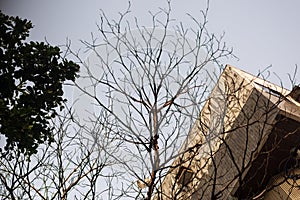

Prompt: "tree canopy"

[0,11,79,156]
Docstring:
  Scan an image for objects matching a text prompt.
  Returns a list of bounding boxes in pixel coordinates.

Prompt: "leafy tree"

[0,11,79,155]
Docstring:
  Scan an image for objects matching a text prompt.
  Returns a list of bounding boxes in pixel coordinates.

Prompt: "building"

[155,65,300,199]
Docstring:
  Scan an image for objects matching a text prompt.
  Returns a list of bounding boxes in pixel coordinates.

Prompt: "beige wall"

[154,65,298,199]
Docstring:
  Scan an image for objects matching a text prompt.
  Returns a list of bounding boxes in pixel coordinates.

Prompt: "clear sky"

[1,0,300,88]
[1,1,300,196]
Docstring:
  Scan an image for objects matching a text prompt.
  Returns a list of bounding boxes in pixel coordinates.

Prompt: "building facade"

[155,65,300,199]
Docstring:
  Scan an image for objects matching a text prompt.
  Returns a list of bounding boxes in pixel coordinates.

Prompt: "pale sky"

[1,0,300,88]
[1,1,300,196]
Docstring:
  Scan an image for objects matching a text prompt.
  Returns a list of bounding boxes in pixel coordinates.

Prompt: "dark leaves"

[0,11,79,156]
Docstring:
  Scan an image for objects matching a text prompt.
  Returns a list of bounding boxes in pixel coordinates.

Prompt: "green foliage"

[0,11,79,155]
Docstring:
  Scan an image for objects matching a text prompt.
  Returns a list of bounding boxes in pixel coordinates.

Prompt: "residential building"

[155,65,300,199]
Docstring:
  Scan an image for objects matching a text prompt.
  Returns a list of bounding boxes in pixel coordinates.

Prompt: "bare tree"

[0,105,118,200]
[71,1,300,199]
[71,1,235,199]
